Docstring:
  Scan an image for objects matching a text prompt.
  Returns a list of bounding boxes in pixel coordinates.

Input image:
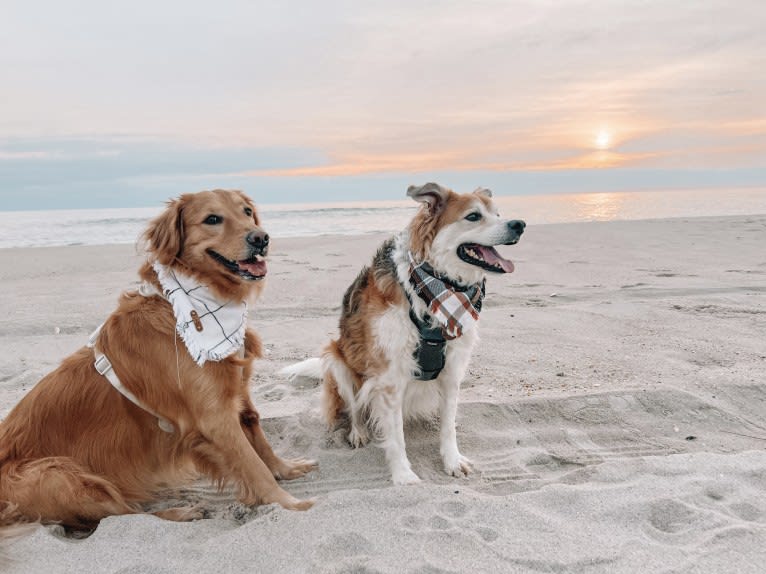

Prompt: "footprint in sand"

[645,498,725,544]
[729,502,763,522]
[113,566,176,574]
[315,532,374,560]
[401,514,424,531]
[428,515,452,530]
[438,500,469,518]
[402,499,498,544]
[648,499,703,534]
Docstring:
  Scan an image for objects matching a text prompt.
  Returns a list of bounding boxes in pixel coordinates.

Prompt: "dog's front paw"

[284,496,316,511]
[392,468,421,485]
[347,425,369,448]
[269,491,316,511]
[275,458,318,480]
[444,454,473,478]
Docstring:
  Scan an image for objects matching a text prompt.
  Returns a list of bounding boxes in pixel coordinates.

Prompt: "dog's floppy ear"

[473,187,492,198]
[406,182,450,213]
[144,196,187,265]
[236,190,260,226]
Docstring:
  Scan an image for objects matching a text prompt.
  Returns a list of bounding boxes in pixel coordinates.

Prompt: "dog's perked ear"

[144,195,187,265]
[407,182,451,214]
[473,187,492,198]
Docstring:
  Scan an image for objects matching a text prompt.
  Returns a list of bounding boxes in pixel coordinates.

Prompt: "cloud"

[0,136,327,208]
[0,1,764,209]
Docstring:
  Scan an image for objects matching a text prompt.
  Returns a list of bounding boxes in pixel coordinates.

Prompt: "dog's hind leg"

[321,371,345,426]
[152,506,205,522]
[324,351,369,448]
[0,458,139,529]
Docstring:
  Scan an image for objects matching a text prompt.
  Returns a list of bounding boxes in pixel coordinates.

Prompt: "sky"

[1,0,765,209]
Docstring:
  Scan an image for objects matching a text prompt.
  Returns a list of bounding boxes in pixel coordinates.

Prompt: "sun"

[595,129,611,150]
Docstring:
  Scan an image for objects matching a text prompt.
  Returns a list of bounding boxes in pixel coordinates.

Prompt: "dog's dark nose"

[246,230,269,249]
[508,220,526,235]
[503,220,526,245]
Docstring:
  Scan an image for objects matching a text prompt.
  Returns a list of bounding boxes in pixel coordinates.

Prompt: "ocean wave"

[1,189,764,249]
[77,217,153,226]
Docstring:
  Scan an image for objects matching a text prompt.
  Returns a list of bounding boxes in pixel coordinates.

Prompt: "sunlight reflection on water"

[0,188,764,248]
[492,188,766,225]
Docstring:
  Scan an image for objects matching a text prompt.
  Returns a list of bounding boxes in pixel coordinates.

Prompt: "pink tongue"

[237,259,268,277]
[475,245,514,273]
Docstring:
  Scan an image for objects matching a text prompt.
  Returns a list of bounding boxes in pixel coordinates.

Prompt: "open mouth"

[207,249,267,281]
[457,243,515,273]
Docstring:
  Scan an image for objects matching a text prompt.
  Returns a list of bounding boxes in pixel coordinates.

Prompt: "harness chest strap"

[88,281,174,433]
[408,307,447,381]
[405,279,485,381]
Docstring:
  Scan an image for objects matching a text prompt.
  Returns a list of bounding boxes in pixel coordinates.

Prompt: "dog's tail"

[0,470,36,564]
[0,501,35,555]
[279,357,323,380]
[0,456,138,564]
[0,514,30,570]
[0,457,34,559]
[322,342,363,427]
[280,345,355,427]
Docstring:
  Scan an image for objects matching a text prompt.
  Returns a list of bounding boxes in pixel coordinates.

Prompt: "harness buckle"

[94,354,113,376]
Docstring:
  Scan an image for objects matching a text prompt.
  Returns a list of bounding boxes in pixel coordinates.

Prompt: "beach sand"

[1,215,765,573]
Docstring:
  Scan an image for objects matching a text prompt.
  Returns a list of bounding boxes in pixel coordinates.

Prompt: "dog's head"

[407,182,525,286]
[144,189,268,301]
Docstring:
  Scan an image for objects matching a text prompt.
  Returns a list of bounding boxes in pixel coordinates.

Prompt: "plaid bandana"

[153,262,248,366]
[408,252,484,340]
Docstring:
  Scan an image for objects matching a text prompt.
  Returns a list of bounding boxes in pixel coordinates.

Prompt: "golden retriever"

[0,189,315,532]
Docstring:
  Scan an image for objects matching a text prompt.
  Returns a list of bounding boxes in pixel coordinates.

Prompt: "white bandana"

[153,262,248,366]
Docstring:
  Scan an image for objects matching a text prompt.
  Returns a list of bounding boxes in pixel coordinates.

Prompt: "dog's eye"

[464,212,482,222]
[244,207,253,217]
[203,215,223,225]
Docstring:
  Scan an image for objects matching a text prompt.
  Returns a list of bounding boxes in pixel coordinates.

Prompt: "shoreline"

[2,214,766,572]
[1,211,765,252]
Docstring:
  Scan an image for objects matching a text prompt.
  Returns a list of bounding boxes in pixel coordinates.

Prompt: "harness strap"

[408,306,447,381]
[88,282,174,433]
[404,271,485,381]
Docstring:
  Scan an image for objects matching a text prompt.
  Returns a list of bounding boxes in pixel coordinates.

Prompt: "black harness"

[405,275,485,381]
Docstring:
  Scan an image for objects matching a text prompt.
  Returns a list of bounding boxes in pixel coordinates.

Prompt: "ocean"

[0,188,764,249]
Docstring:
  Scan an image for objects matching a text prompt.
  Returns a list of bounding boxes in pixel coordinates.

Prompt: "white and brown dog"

[283,183,525,484]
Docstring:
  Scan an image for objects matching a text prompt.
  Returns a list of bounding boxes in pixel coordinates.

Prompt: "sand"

[1,214,765,573]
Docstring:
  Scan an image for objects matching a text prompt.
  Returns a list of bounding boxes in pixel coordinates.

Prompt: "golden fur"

[0,189,315,533]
